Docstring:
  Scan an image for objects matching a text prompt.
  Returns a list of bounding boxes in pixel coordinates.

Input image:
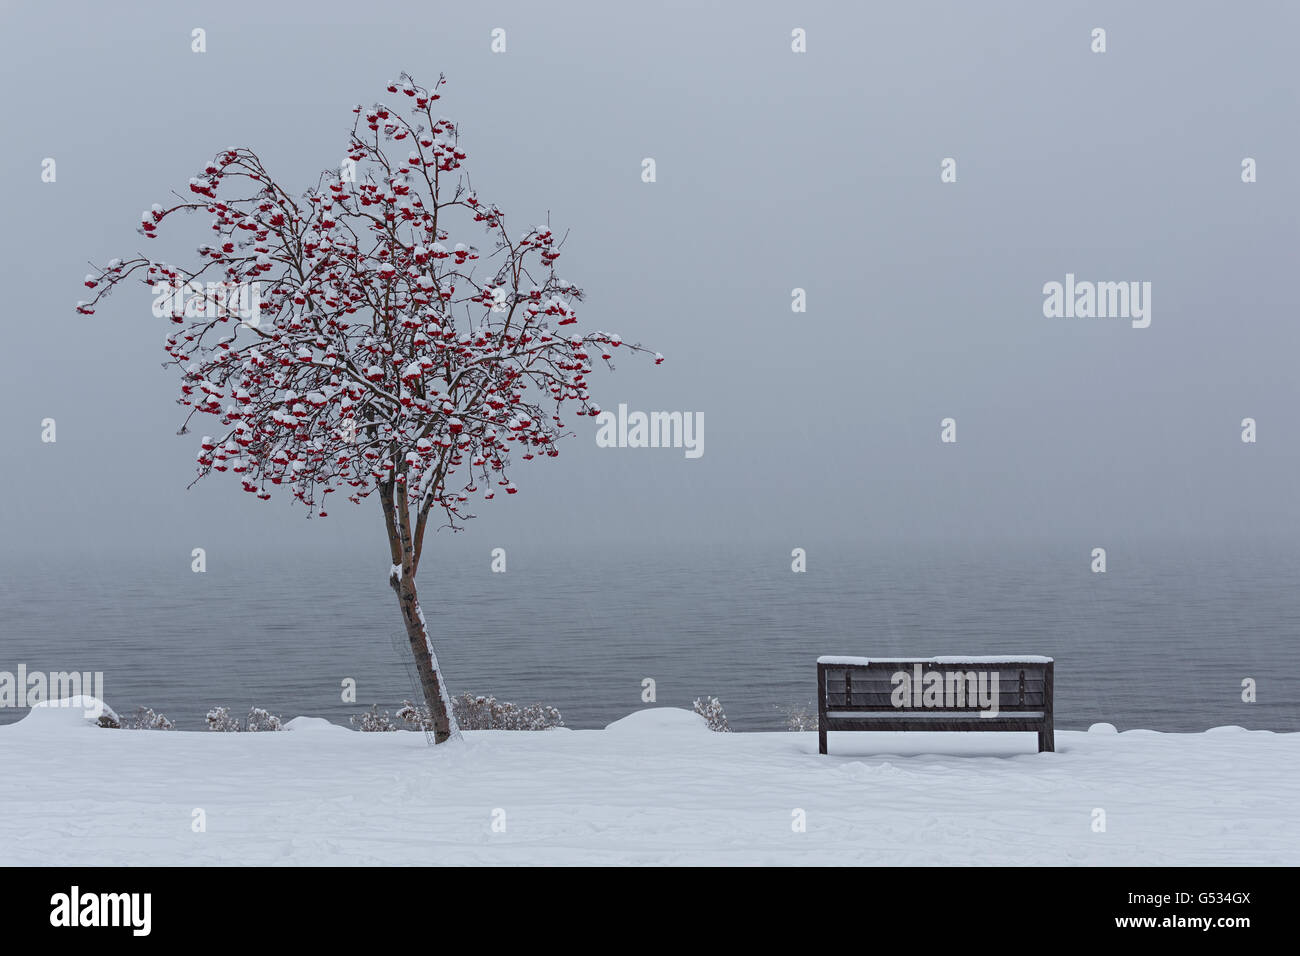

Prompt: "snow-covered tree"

[77,74,658,743]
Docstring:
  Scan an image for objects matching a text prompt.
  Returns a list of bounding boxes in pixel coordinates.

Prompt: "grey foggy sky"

[1,0,1298,564]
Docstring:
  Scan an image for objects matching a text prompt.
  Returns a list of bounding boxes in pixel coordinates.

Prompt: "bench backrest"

[818,658,1053,714]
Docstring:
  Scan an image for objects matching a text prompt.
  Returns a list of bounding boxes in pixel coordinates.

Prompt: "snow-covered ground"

[2,699,1295,865]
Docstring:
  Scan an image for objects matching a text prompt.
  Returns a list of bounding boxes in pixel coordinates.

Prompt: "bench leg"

[818,726,827,755]
[1038,724,1054,753]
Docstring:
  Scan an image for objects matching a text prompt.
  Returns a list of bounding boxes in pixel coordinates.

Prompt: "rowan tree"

[77,74,659,742]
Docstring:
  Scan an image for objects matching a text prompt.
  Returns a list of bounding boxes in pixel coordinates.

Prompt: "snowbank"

[603,707,711,734]
[7,696,116,731]
[1,703,1294,865]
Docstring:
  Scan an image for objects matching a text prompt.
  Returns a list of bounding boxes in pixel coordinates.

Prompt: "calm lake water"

[1,539,1296,732]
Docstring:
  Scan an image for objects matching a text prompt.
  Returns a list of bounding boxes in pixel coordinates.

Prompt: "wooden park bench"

[817,656,1054,754]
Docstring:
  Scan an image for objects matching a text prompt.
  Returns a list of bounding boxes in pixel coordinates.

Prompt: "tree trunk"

[382,479,458,744]
[393,571,456,743]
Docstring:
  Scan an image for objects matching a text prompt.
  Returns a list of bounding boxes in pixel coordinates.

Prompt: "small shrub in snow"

[245,707,283,732]
[780,703,818,732]
[453,693,564,731]
[693,696,731,732]
[206,705,285,732]
[395,699,430,731]
[350,705,398,732]
[206,706,240,732]
[397,694,564,731]
[97,713,121,729]
[121,707,175,730]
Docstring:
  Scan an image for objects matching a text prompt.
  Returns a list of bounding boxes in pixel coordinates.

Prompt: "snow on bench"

[817,656,1055,754]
